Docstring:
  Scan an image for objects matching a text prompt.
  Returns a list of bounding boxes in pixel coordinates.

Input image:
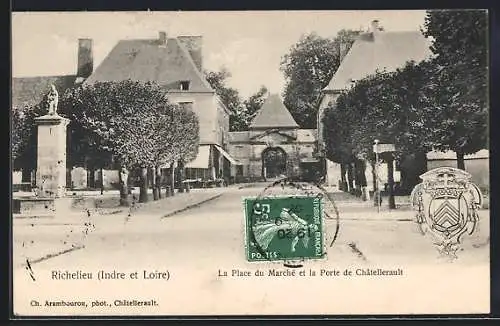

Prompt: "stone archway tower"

[248,94,300,179]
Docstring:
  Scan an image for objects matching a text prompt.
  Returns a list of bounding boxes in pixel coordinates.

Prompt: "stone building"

[316,19,489,192]
[13,32,242,189]
[84,32,239,184]
[227,94,318,181]
[316,20,432,191]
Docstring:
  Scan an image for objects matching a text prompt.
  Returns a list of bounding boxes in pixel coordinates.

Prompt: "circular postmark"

[244,177,340,268]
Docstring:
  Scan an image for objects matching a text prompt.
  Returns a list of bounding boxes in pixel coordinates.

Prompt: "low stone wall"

[13,171,22,184]
[69,168,121,190]
[71,195,121,209]
[427,158,489,189]
[13,198,55,215]
[13,195,122,216]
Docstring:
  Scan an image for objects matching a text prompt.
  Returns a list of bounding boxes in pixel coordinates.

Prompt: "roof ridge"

[250,94,299,129]
[83,36,215,93]
[322,30,431,92]
[173,38,215,92]
[82,40,125,86]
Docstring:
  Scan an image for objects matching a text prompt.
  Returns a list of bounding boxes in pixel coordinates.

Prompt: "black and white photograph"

[11,10,490,316]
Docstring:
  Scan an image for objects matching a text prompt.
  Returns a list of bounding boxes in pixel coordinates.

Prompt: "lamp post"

[386,153,396,209]
[373,139,380,213]
[372,140,397,211]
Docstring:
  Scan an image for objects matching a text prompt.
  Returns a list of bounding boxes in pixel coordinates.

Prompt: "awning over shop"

[214,144,242,165]
[185,145,211,169]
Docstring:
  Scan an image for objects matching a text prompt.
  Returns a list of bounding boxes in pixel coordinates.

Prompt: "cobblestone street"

[12,185,490,316]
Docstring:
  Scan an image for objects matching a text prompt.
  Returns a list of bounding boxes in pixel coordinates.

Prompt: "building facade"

[83,32,238,184]
[316,20,433,191]
[317,19,489,192]
[13,32,241,189]
[227,94,319,182]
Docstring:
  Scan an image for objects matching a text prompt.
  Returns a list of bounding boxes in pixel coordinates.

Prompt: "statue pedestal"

[35,114,70,198]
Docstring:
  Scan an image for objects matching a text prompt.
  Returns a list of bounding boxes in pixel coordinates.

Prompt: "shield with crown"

[410,167,483,256]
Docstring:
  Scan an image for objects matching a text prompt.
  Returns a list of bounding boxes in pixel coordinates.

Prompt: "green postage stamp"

[244,195,325,262]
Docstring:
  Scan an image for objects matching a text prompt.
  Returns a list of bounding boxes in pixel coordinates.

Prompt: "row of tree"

[323,10,488,199]
[208,29,362,133]
[280,29,361,128]
[13,80,200,204]
[204,68,269,131]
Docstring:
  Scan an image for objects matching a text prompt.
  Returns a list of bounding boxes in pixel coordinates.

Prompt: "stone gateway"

[227,94,319,182]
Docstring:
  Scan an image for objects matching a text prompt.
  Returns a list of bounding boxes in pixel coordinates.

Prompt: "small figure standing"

[47,84,59,116]
[120,167,129,186]
[38,177,47,197]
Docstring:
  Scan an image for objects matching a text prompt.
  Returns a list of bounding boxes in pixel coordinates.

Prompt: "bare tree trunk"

[88,167,95,189]
[170,161,175,197]
[21,166,31,183]
[340,164,347,191]
[152,167,159,201]
[353,161,360,196]
[357,160,369,201]
[371,160,377,191]
[387,155,396,209]
[119,166,129,206]
[347,163,354,193]
[456,150,466,170]
[100,168,104,195]
[354,159,365,197]
[178,159,185,193]
[139,167,148,203]
[156,166,162,199]
[372,160,381,207]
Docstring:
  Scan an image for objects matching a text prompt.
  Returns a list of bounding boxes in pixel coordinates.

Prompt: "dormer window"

[180,81,190,91]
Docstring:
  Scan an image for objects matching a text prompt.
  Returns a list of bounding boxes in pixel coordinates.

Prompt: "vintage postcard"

[11,10,490,316]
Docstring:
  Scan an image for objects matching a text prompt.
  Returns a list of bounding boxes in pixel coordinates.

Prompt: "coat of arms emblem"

[410,167,483,258]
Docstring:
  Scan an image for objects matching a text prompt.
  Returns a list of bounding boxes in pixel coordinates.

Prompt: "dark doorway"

[262,147,287,179]
[300,161,322,182]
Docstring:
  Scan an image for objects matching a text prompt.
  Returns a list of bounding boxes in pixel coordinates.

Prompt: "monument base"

[12,197,74,217]
[13,197,55,216]
[35,114,70,199]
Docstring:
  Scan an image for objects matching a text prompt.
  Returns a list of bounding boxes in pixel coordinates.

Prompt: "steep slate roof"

[12,75,77,108]
[84,37,214,93]
[250,94,299,129]
[325,31,433,92]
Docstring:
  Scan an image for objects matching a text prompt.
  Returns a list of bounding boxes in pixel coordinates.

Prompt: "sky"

[12,10,427,98]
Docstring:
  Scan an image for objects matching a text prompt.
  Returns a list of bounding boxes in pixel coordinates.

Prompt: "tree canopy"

[241,85,269,129]
[205,68,242,116]
[280,30,361,128]
[324,61,438,164]
[205,67,269,131]
[323,9,488,174]
[12,100,42,172]
[55,80,199,202]
[422,9,489,163]
[60,80,199,171]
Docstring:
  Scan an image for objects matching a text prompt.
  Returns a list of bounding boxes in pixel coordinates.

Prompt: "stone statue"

[120,167,129,185]
[47,84,59,115]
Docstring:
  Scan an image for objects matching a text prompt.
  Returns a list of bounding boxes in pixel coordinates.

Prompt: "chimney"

[158,31,167,45]
[77,38,93,80]
[177,36,203,72]
[370,19,381,33]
